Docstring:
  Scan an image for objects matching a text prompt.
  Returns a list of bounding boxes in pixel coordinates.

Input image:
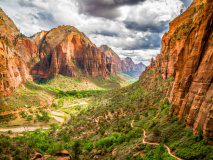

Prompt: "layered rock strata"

[140,0,213,137]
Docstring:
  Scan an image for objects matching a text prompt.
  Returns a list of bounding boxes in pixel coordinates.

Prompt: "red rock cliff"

[99,45,122,73]
[0,7,113,97]
[140,0,213,137]
[31,26,109,79]
[0,8,37,96]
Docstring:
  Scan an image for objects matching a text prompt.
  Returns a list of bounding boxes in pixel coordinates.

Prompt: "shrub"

[72,140,82,160]
[153,127,161,136]
[163,134,168,143]
[84,141,93,152]
[53,143,63,154]
[62,134,70,142]
[170,117,178,123]
[135,114,140,121]
[26,115,33,122]
[186,129,193,137]
[117,134,126,144]
[8,130,12,134]
[2,156,10,160]
[58,98,64,107]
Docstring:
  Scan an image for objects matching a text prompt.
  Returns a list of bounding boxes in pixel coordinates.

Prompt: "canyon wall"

[0,8,110,96]
[31,26,110,80]
[0,8,35,96]
[1,7,146,96]
[140,0,213,137]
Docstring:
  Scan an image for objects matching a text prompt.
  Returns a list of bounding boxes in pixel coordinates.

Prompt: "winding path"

[69,102,88,107]
[142,129,182,160]
[131,120,182,160]
[0,127,49,133]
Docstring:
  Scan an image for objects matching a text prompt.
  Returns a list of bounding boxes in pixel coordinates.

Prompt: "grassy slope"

[117,73,138,83]
[0,74,130,114]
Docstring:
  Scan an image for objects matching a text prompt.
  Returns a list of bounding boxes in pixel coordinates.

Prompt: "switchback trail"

[142,129,182,160]
[131,120,182,160]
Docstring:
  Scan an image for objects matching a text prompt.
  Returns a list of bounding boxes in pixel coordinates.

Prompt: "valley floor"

[0,72,212,160]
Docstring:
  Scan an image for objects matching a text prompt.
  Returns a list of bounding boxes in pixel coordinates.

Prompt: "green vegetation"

[57,90,106,99]
[198,3,204,11]
[0,80,56,113]
[0,74,130,113]
[27,57,40,65]
[0,65,212,159]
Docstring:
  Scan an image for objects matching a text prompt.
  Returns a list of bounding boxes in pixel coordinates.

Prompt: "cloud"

[0,0,192,66]
[78,0,146,19]
[123,0,183,33]
[124,20,169,33]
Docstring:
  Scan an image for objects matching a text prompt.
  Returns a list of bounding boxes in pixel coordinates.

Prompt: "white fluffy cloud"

[0,0,193,65]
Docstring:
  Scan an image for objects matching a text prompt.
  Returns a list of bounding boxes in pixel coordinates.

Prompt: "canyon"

[0,0,213,159]
[0,8,145,97]
[0,0,212,144]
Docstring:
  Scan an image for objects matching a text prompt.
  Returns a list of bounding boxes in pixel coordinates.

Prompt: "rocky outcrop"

[99,45,146,75]
[99,45,122,73]
[0,8,111,96]
[140,0,213,137]
[0,8,34,96]
[0,8,19,36]
[0,7,146,97]
[31,26,109,79]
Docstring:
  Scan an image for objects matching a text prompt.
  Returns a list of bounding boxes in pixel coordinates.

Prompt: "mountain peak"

[0,8,19,36]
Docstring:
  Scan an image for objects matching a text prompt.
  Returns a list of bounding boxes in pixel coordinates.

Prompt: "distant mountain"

[99,45,146,78]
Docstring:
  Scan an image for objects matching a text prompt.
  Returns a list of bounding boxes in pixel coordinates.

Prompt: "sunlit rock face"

[0,8,35,96]
[99,45,122,74]
[140,0,213,137]
[0,8,111,96]
[31,26,109,80]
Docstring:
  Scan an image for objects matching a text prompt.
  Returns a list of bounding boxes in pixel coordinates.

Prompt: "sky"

[0,0,193,65]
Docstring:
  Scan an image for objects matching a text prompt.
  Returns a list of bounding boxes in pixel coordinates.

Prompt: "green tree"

[155,143,165,160]
[72,140,82,160]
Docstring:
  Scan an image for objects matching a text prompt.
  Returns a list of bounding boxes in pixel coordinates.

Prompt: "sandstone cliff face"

[0,8,111,96]
[0,8,35,96]
[31,26,109,79]
[140,0,213,137]
[0,8,19,36]
[99,45,122,73]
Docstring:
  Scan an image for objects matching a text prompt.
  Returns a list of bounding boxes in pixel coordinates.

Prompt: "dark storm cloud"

[124,20,169,33]
[94,30,118,37]
[123,34,161,50]
[37,12,59,27]
[78,0,146,19]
